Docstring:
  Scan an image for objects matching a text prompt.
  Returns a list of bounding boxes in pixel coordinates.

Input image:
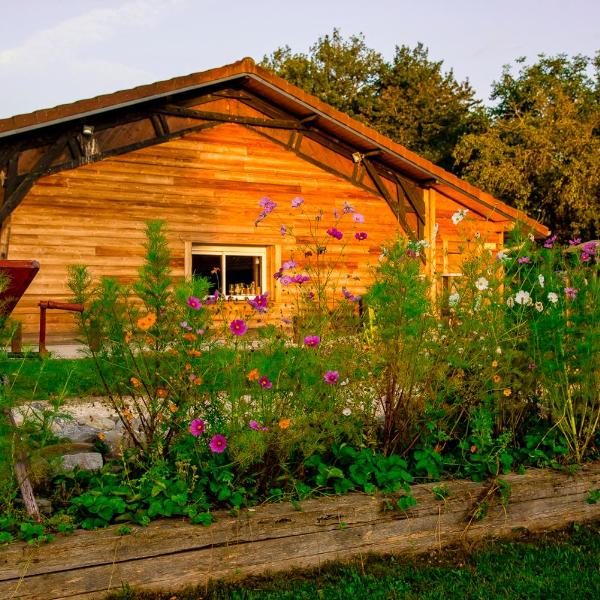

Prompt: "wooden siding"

[7,122,506,343]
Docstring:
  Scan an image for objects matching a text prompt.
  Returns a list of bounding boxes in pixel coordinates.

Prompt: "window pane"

[225,255,261,295]
[192,254,221,293]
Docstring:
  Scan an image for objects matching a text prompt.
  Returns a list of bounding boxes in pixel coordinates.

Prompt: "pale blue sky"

[0,0,598,119]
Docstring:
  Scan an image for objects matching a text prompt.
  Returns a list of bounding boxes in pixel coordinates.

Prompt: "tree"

[261,29,383,119]
[371,44,486,170]
[454,54,600,239]
[262,31,483,171]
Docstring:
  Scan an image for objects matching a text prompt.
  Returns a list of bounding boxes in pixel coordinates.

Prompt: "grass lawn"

[105,522,600,599]
[0,356,104,401]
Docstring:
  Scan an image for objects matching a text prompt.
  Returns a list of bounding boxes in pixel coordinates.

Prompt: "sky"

[0,0,598,119]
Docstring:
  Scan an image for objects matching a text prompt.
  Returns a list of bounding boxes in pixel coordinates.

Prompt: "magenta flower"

[280,275,292,286]
[326,227,343,240]
[324,370,339,385]
[564,287,579,299]
[249,420,269,431]
[189,418,205,437]
[258,375,273,389]
[342,287,361,302]
[406,248,418,259]
[255,197,277,225]
[209,434,227,453]
[229,319,248,336]
[517,257,531,264]
[291,196,304,208]
[282,260,297,270]
[569,238,582,246]
[304,335,321,347]
[187,296,202,310]
[355,232,368,241]
[352,213,365,224]
[248,293,269,313]
[280,224,287,236]
[292,274,310,284]
[543,235,557,249]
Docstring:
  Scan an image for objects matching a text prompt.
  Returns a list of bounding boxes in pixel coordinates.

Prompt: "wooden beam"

[0,134,68,226]
[394,173,426,225]
[157,105,306,130]
[363,157,418,242]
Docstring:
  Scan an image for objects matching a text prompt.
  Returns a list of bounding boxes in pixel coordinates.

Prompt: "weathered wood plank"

[0,464,599,599]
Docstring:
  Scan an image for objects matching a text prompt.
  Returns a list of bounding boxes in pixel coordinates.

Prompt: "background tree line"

[261,30,600,239]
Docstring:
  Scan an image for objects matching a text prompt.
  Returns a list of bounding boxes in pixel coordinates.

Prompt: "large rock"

[61,452,103,472]
[52,419,101,443]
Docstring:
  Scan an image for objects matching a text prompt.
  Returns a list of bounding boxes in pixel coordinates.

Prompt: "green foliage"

[455,53,600,239]
[262,30,483,172]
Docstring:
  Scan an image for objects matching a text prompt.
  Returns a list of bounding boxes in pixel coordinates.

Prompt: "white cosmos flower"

[342,407,352,417]
[497,250,509,261]
[475,277,489,291]
[538,274,545,288]
[535,301,544,312]
[448,292,460,306]
[515,290,532,305]
[548,292,559,304]
[451,209,469,225]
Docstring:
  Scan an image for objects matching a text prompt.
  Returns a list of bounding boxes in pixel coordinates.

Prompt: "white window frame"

[191,244,268,298]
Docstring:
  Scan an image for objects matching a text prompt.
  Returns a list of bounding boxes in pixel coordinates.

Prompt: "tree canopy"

[262,31,599,238]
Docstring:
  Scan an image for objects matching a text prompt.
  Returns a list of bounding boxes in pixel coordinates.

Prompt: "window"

[191,245,267,297]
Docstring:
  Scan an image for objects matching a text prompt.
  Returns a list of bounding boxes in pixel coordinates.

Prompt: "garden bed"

[1,462,599,600]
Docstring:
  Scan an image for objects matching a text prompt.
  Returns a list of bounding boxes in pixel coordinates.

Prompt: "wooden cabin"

[0,58,547,344]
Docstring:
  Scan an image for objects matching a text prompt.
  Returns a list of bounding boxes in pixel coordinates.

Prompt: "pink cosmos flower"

[187,296,202,310]
[304,335,321,347]
[564,287,579,299]
[355,232,368,241]
[258,375,273,389]
[353,213,365,224]
[280,275,292,286]
[291,196,304,208]
[189,418,205,437]
[517,257,531,264]
[209,434,227,453]
[280,224,287,236]
[324,370,339,384]
[342,288,361,302]
[569,238,582,246]
[248,293,269,313]
[229,319,248,336]
[292,274,310,284]
[282,260,297,270]
[406,248,418,259]
[543,235,557,249]
[326,227,343,240]
[249,420,269,431]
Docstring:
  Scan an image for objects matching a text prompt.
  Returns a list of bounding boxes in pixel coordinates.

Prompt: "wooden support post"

[2,408,41,522]
[39,304,47,354]
[10,321,22,354]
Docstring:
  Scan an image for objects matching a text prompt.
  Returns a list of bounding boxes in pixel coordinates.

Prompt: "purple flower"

[352,213,365,224]
[406,248,418,259]
[209,434,227,453]
[249,420,269,431]
[180,321,189,329]
[258,375,273,389]
[255,197,277,225]
[543,235,557,249]
[581,252,591,262]
[248,293,269,313]
[307,291,315,301]
[564,287,579,299]
[342,287,361,302]
[282,260,297,271]
[324,370,339,385]
[291,196,304,208]
[189,418,205,437]
[303,335,321,347]
[354,232,368,241]
[196,328,205,335]
[518,257,531,264]
[326,227,343,240]
[273,268,283,280]
[582,241,597,255]
[229,319,248,336]
[292,274,310,284]
[280,275,292,286]
[342,202,355,214]
[187,296,202,310]
[569,238,582,246]
[280,224,287,236]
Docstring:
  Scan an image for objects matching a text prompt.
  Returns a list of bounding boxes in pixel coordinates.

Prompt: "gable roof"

[0,58,548,235]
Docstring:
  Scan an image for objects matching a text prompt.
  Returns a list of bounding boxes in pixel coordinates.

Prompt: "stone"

[36,497,53,515]
[61,452,103,472]
[52,419,102,443]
